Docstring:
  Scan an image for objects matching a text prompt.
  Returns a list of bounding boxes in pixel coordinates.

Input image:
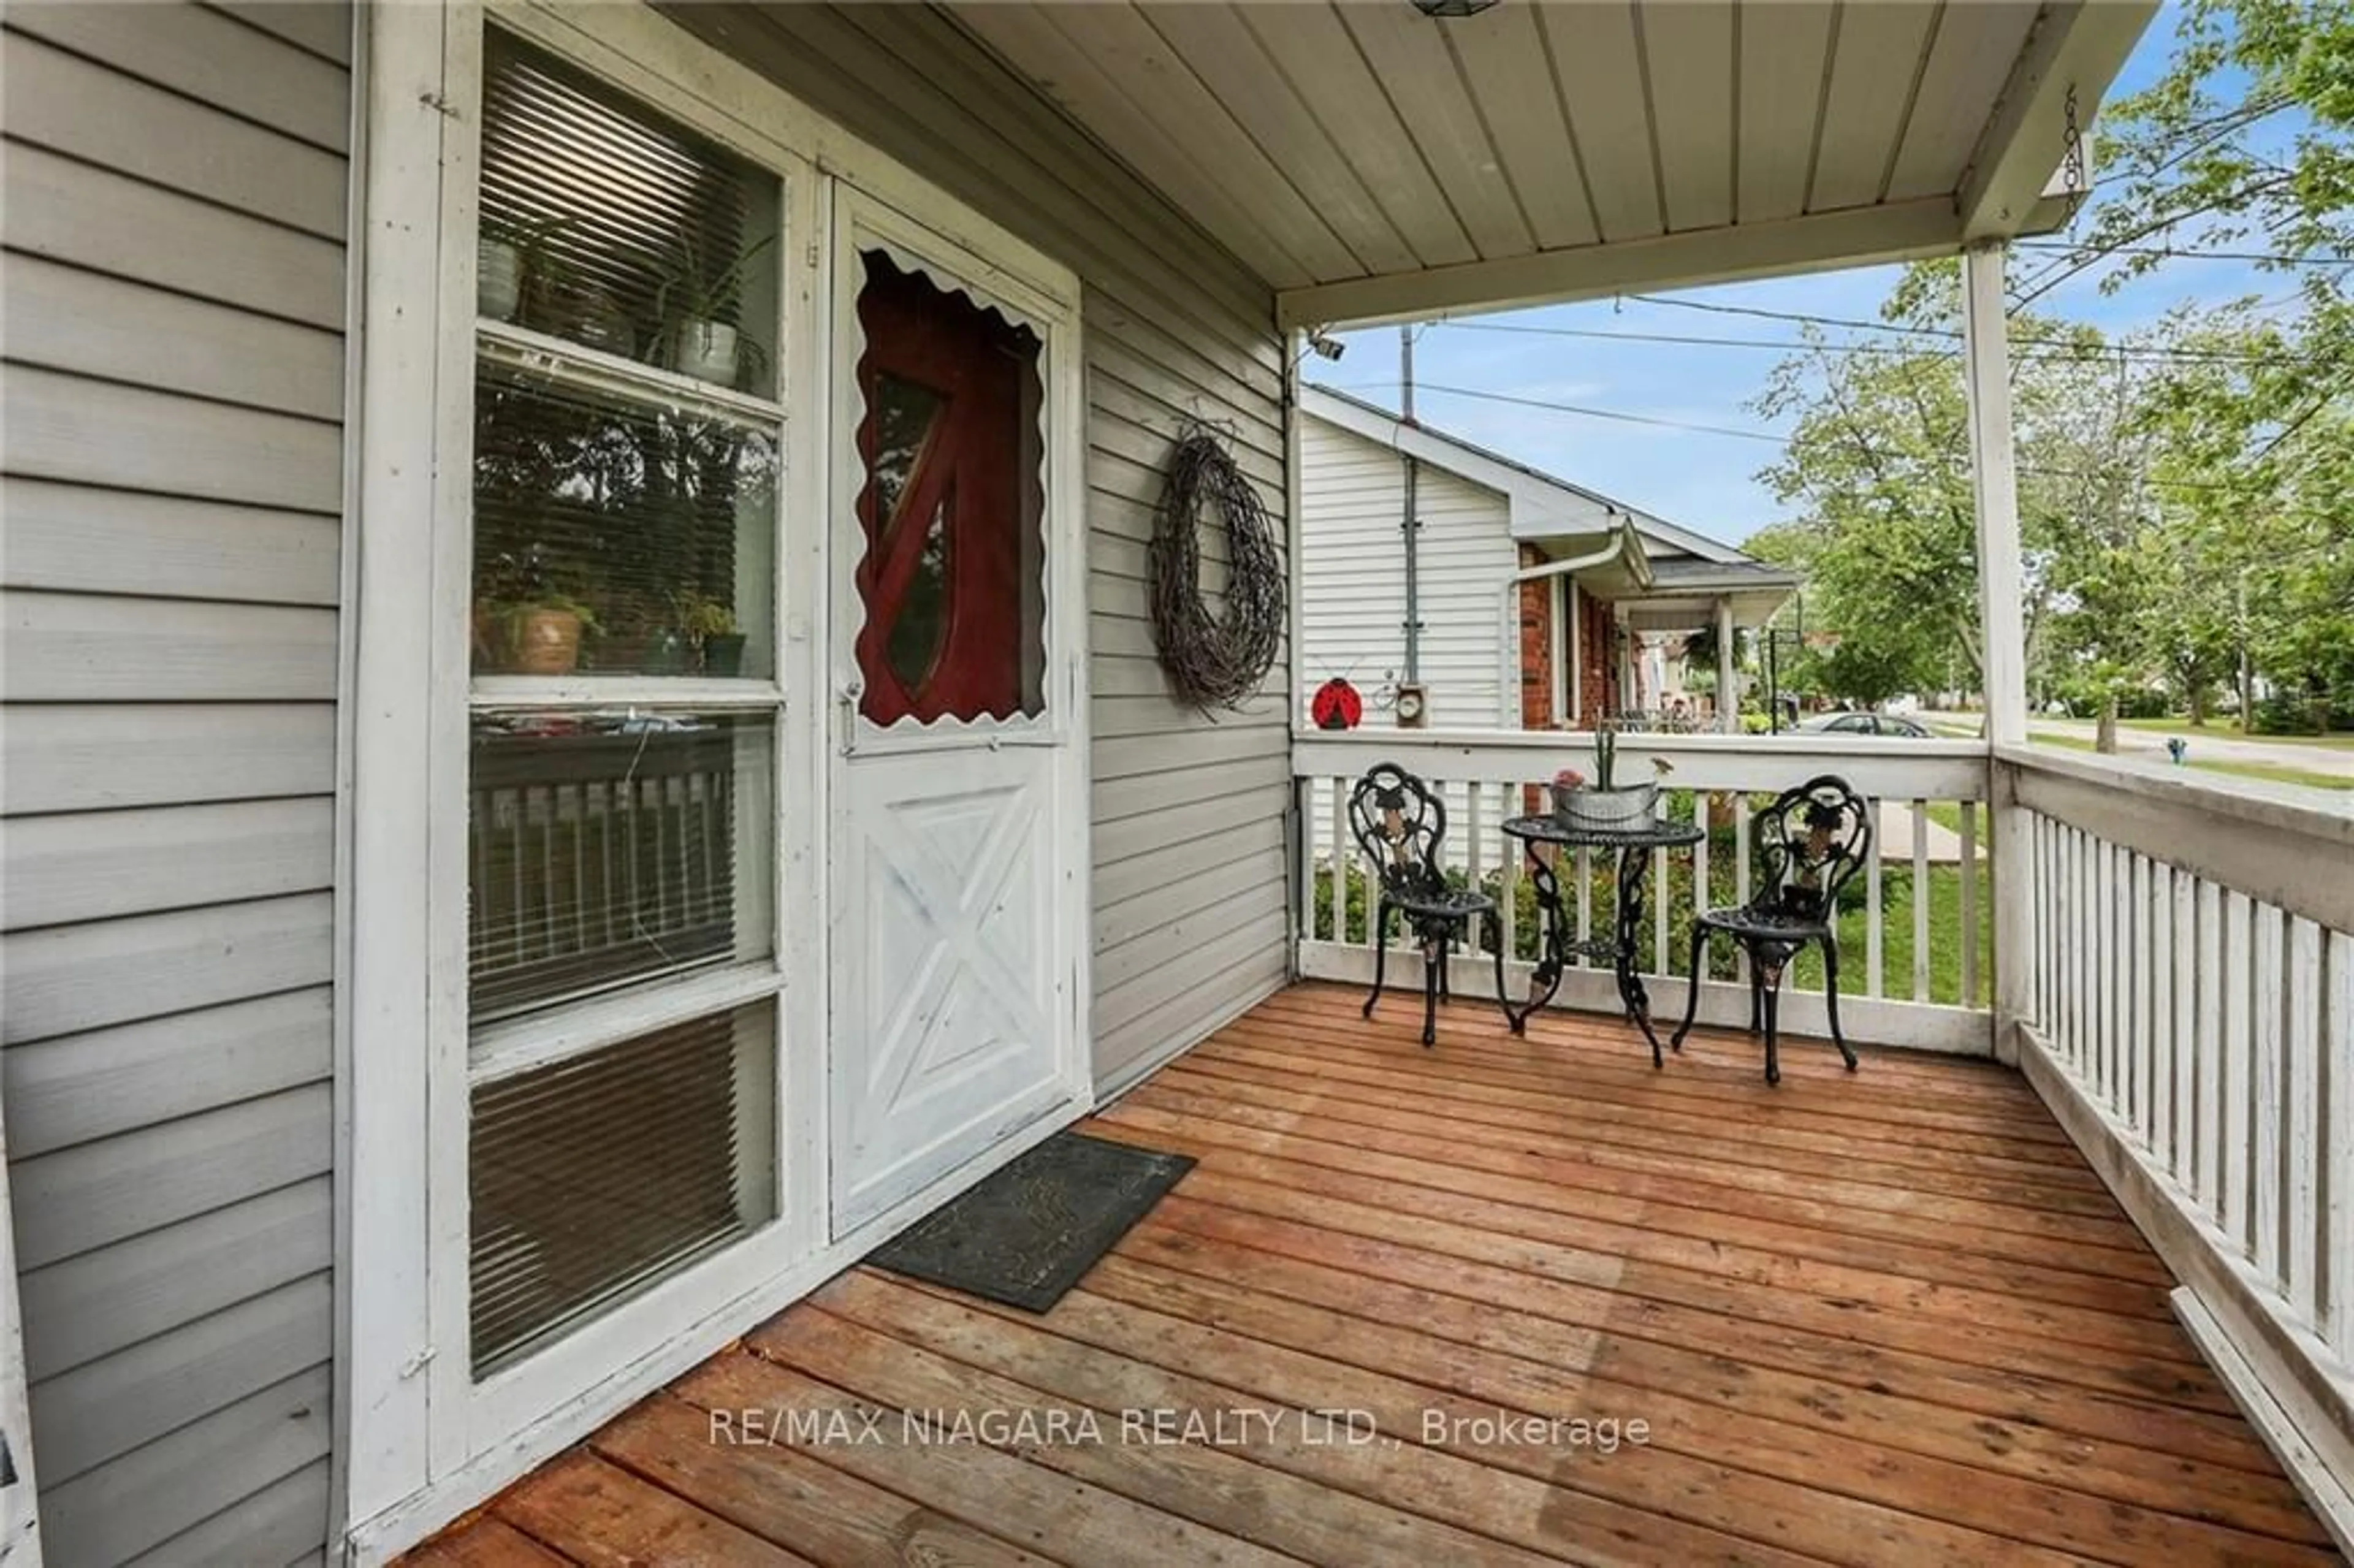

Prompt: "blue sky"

[1305,7,2284,550]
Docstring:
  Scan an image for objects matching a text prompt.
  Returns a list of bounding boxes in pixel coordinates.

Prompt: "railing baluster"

[2254,904,2285,1280]
[1459,777,1478,885]
[1328,774,1346,946]
[1575,847,1591,969]
[2051,819,2068,1063]
[2196,877,2223,1222]
[2130,851,2150,1146]
[1652,820,1669,978]
[2327,929,2354,1364]
[2098,840,2120,1101]
[1693,793,1711,988]
[2223,891,2255,1245]
[1298,780,1316,942]
[2287,916,2323,1326]
[2151,862,2173,1163]
[1911,799,1930,1003]
[1963,801,1980,1012]
[1497,782,1517,962]
[2070,825,2088,1073]
[1732,801,1751,986]
[1865,796,1884,999]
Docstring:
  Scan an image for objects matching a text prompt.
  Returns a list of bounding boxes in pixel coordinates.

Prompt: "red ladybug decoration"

[1312,677,1363,731]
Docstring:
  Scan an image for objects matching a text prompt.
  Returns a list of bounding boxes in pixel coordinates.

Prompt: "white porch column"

[1962,243,2028,744]
[1715,596,1737,733]
[1962,240,2030,1062]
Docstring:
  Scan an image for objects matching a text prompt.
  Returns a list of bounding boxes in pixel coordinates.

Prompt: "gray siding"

[1,4,348,1562]
[662,3,1296,1092]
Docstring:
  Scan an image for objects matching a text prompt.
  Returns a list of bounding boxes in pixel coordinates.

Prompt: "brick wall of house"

[1518,545,1554,728]
[1574,582,1615,727]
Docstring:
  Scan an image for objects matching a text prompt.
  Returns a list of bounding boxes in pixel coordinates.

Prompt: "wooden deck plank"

[1123,1163,2233,1416]
[1068,1249,2333,1557]
[748,1308,1574,1567]
[790,1277,1823,1568]
[398,983,2337,1567]
[491,1450,815,1567]
[1102,1227,2317,1532]
[1175,1026,2112,1186]
[1130,1192,2280,1474]
[670,1351,1304,1568]
[1126,1067,2173,1319]
[1256,985,2064,1108]
[406,1517,572,1567]
[592,1393,1057,1568]
[1209,1019,2116,1205]
[1092,1109,2190,1377]
[1187,1033,2157,1249]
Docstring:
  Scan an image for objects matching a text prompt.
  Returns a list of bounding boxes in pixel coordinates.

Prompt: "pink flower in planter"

[1553,767,1586,790]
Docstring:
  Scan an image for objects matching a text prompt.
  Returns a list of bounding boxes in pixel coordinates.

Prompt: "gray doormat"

[864,1130,1195,1312]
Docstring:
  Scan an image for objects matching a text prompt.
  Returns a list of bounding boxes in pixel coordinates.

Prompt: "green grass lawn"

[2119,716,2354,752]
[1312,829,1993,1011]
[2027,731,2353,791]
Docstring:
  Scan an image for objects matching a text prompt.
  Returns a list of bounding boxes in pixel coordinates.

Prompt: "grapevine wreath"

[1148,425,1286,710]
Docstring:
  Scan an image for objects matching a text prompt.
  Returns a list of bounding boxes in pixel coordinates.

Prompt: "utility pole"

[1400,324,1422,684]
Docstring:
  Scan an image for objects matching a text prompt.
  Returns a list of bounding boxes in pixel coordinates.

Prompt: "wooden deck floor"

[413,984,2341,1567]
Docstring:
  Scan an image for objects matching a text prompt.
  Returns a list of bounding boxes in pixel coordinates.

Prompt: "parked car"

[1795,710,1934,738]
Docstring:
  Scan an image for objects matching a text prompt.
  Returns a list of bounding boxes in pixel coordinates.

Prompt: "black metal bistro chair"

[1349,763,1508,1048]
[1671,774,1873,1084]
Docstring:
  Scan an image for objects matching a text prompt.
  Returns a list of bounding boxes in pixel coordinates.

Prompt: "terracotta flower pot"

[510,607,583,675]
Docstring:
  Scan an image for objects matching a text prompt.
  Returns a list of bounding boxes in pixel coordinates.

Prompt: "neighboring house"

[1298,387,1798,733]
[0,2,2158,1564]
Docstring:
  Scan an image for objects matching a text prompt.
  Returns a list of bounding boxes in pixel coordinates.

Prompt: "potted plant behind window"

[653,229,775,388]
[1550,726,1667,831]
[676,592,745,676]
[479,546,598,676]
[479,213,579,325]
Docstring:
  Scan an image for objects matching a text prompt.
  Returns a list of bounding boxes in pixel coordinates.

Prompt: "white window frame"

[341,2,1086,1558]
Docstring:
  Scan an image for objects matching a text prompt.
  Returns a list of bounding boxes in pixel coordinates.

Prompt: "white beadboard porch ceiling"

[943,1,2157,327]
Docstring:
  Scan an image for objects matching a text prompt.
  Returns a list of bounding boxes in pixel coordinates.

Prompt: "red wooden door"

[850,251,1045,726]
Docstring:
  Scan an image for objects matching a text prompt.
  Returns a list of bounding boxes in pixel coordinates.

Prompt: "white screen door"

[827,199,1083,1234]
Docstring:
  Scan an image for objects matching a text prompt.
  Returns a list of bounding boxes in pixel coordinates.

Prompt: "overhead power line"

[2013,239,2353,268]
[1607,291,2314,367]
[1433,318,2315,370]
[1321,378,2278,493]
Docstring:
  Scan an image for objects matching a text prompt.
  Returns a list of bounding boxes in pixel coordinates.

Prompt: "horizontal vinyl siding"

[1298,416,1519,857]
[1298,414,1515,728]
[0,5,347,1562]
[1298,415,1411,703]
[663,2,1293,1093]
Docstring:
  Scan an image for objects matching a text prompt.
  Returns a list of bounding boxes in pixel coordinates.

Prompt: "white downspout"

[1496,529,1629,726]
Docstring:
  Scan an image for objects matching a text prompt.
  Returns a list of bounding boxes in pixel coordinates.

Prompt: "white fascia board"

[1959,0,2158,239]
[1280,199,1961,333]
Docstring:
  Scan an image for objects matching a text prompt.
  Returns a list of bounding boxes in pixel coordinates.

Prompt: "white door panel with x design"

[826,193,1083,1236]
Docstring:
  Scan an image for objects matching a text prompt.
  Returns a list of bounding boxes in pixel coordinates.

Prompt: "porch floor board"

[411,983,2342,1566]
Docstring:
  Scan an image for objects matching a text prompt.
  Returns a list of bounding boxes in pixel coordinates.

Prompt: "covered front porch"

[413,982,2335,1565]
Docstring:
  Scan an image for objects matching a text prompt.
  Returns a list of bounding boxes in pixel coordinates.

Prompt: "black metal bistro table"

[1500,814,1706,1067]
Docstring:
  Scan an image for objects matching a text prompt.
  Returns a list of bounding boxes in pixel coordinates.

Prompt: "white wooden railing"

[1293,728,1995,1055]
[2000,745,2354,1541]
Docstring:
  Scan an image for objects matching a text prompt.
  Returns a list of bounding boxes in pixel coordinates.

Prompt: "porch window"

[463,29,785,1376]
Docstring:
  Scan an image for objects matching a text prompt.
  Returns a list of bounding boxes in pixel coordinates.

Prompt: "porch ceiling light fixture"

[1411,0,1501,15]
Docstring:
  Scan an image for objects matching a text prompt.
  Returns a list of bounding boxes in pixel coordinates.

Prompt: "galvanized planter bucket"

[1552,782,1658,832]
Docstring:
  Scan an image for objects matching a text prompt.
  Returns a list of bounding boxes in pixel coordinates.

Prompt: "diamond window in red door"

[852,251,1046,725]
